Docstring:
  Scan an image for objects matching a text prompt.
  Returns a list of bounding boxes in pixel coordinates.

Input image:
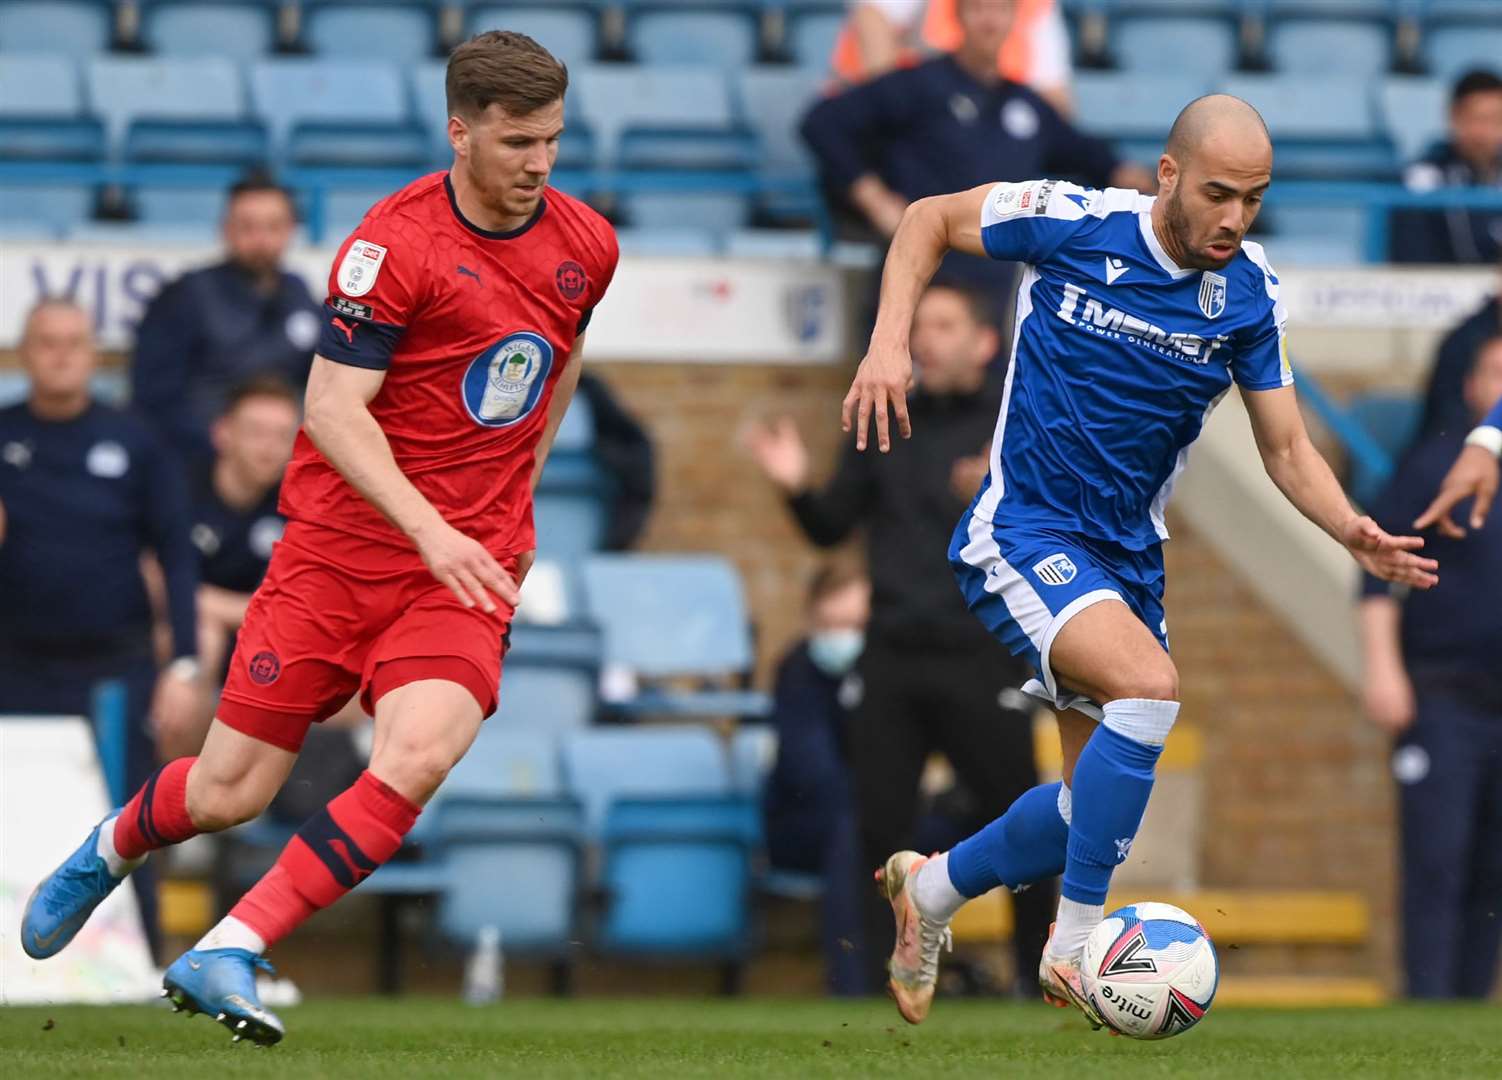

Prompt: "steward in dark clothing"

[1417,296,1500,442]
[577,373,655,551]
[1393,141,1502,264]
[132,261,319,466]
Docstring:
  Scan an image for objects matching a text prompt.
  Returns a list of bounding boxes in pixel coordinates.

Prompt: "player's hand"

[842,341,913,452]
[1413,444,1499,539]
[416,520,521,613]
[1341,515,1438,589]
[741,417,810,492]
[1362,663,1416,737]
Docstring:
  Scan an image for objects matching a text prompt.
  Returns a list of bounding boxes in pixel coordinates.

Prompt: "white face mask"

[808,628,865,677]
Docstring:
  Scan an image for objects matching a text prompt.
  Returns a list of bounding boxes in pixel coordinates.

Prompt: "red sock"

[113,757,199,860]
[230,771,420,947]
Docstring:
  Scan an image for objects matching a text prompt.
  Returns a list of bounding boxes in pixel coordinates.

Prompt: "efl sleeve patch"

[336,239,387,298]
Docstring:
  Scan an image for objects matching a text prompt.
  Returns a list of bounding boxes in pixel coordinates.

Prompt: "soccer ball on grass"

[1079,902,1218,1039]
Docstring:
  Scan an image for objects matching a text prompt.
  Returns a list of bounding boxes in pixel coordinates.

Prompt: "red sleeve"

[317,217,430,370]
[576,220,619,335]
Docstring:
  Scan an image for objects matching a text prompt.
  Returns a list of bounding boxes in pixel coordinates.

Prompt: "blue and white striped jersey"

[972,179,1291,551]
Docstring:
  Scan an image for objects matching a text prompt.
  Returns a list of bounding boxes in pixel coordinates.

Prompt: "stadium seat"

[1114,16,1237,77]
[250,59,426,167]
[494,665,596,732]
[1267,19,1391,78]
[552,390,594,453]
[1071,71,1212,140]
[626,4,760,68]
[737,67,821,177]
[0,184,95,230]
[66,221,222,245]
[612,227,722,256]
[1219,74,1392,179]
[303,2,438,64]
[0,55,103,161]
[1379,77,1449,162]
[728,724,776,796]
[619,192,751,233]
[561,726,732,834]
[466,5,598,69]
[597,796,757,958]
[1425,25,1502,81]
[785,8,841,71]
[723,229,821,260]
[317,186,388,239]
[88,58,264,165]
[1347,393,1421,505]
[444,728,563,800]
[575,65,754,169]
[141,2,278,62]
[1263,204,1367,265]
[0,2,114,57]
[533,492,608,562]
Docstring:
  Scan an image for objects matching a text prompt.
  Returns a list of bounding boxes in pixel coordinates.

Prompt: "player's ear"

[448,114,469,159]
[1157,153,1178,194]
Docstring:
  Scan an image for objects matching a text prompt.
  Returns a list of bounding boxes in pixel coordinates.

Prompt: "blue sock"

[1061,698,1178,906]
[946,781,1070,897]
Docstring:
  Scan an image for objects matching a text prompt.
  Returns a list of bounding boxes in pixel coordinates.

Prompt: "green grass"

[2,998,1499,1079]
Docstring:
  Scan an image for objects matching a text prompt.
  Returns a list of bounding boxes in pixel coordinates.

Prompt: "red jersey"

[281,172,618,556]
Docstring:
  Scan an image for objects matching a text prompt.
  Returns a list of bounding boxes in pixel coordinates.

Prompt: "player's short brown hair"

[446,31,568,121]
[806,560,868,610]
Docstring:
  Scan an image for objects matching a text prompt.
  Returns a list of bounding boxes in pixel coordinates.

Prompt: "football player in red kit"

[22,32,616,1045]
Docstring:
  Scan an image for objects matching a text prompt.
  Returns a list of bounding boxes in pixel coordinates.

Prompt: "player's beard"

[1164,188,1239,271]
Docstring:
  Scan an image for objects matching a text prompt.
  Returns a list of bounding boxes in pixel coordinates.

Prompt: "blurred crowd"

[2,0,1500,1002]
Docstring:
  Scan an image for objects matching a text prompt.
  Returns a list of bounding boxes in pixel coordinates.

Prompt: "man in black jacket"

[1416,260,1499,442]
[745,283,1052,995]
[130,173,321,467]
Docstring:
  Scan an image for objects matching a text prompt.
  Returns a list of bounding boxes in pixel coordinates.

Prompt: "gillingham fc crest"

[1198,271,1227,319]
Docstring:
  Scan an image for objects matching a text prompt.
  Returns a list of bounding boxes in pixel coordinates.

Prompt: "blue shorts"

[949,513,1168,716]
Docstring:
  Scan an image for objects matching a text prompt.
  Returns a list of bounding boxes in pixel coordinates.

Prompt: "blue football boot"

[162,948,285,1046]
[21,813,130,959]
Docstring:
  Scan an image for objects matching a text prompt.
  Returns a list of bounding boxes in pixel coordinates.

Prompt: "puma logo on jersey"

[331,317,356,344]
[457,265,481,285]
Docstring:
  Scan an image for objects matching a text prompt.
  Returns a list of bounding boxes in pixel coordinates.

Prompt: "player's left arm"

[1243,385,1437,589]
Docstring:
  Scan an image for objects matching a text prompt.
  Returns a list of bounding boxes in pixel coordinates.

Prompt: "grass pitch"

[2,997,1498,1079]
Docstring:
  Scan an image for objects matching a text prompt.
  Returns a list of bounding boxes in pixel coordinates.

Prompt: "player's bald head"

[1164,95,1271,170]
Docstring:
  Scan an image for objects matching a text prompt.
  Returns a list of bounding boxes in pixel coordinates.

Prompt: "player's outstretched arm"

[303,355,519,611]
[1243,385,1438,589]
[843,184,993,453]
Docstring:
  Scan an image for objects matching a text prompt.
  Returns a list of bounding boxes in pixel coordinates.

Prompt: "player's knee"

[371,744,453,804]
[1104,662,1179,704]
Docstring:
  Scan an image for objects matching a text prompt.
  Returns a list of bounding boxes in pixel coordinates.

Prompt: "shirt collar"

[1138,209,1196,279]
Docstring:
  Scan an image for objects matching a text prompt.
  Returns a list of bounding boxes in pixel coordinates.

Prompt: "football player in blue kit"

[838,95,1442,1027]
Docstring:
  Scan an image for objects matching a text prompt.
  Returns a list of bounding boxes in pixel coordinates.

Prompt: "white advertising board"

[0,244,847,363]
[0,717,158,1004]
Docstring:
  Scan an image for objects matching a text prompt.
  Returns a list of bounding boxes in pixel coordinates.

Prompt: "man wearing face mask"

[761,563,871,996]
[745,283,1053,997]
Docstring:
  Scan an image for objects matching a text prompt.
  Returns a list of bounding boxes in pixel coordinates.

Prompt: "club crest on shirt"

[1198,271,1227,319]
[461,331,555,428]
[555,260,588,301]
[1032,553,1077,586]
[86,440,129,478]
[337,239,387,298]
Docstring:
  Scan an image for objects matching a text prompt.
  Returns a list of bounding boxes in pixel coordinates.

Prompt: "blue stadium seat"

[562,726,731,834]
[1114,16,1237,77]
[575,65,754,169]
[1267,19,1391,78]
[580,554,755,680]
[620,192,750,233]
[303,2,437,64]
[88,58,263,165]
[723,229,821,260]
[729,725,775,796]
[1071,71,1212,142]
[467,5,598,69]
[627,4,760,68]
[0,55,103,161]
[0,184,95,230]
[1263,204,1367,265]
[0,2,113,57]
[1423,1,1502,27]
[494,665,596,732]
[533,492,608,561]
[785,8,841,71]
[613,227,722,256]
[552,390,595,453]
[141,2,278,61]
[1219,74,1392,179]
[131,185,228,223]
[1348,392,1421,505]
[66,221,221,245]
[1379,76,1449,162]
[318,186,388,239]
[444,728,562,799]
[1425,25,1502,81]
[737,66,821,176]
[250,59,425,167]
[598,796,756,957]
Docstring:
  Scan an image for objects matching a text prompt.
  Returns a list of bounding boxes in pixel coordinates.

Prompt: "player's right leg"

[20,721,296,961]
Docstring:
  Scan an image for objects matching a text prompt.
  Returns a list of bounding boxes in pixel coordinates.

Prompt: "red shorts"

[218,521,515,752]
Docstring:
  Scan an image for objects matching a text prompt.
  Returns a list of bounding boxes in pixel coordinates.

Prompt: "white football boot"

[874,850,952,1024]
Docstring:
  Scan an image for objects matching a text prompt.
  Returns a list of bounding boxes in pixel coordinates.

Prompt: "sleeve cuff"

[318,301,403,370]
[1465,424,1502,457]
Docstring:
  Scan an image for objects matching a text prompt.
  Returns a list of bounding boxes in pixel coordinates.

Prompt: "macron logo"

[1105,257,1129,285]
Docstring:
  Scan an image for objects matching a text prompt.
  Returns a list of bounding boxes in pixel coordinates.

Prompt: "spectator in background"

[744,283,1052,996]
[762,562,870,996]
[190,377,298,700]
[131,172,320,467]
[1393,69,1502,265]
[0,298,204,959]
[801,0,1148,317]
[1416,250,1500,442]
[832,0,1075,115]
[1358,333,1502,1000]
[577,373,656,550]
